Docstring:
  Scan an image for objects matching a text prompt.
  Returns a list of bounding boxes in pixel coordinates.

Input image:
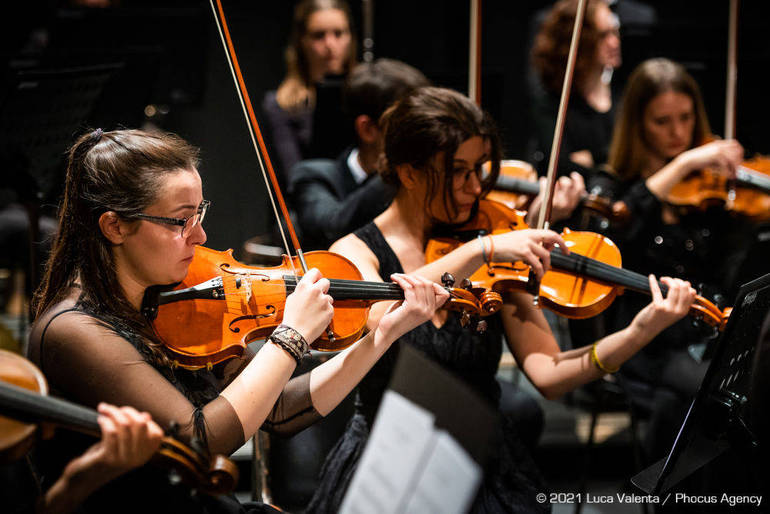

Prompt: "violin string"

[208,0,298,277]
[550,251,655,293]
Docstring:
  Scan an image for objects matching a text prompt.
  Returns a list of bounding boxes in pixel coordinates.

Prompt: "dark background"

[3,0,770,255]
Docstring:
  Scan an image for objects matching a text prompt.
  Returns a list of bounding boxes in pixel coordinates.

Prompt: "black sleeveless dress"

[306,222,549,513]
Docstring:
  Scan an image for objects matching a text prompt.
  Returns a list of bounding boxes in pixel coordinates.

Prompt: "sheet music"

[340,391,436,514]
[400,430,482,514]
[340,391,482,514]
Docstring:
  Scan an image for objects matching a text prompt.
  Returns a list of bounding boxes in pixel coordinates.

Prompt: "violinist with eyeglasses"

[306,86,698,514]
[25,128,448,514]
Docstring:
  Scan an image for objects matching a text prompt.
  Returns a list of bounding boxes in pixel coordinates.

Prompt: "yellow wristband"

[590,343,619,374]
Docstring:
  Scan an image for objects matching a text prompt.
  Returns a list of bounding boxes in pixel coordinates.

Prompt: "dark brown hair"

[344,58,430,124]
[531,0,609,94]
[32,128,200,366]
[607,58,711,180]
[379,87,501,220]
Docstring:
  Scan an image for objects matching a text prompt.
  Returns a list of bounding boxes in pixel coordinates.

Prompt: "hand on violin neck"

[283,268,334,344]
[525,172,586,226]
[491,229,566,280]
[65,404,163,487]
[629,275,696,341]
[374,274,449,345]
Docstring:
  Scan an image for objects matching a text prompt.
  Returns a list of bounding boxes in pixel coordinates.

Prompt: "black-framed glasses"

[128,200,210,237]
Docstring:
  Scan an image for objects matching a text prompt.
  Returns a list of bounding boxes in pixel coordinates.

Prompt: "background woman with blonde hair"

[262,0,356,187]
[589,57,750,462]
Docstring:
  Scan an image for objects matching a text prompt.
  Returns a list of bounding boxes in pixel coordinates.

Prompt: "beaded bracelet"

[590,343,619,374]
[269,324,308,364]
[478,234,495,266]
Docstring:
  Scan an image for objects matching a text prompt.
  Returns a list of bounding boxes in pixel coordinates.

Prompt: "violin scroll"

[440,272,501,333]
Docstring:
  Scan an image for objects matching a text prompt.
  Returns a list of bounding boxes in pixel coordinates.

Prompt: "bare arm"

[40,270,335,456]
[503,276,696,400]
[307,274,448,416]
[328,227,566,332]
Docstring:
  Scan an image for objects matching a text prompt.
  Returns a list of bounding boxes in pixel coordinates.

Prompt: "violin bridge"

[240,275,252,304]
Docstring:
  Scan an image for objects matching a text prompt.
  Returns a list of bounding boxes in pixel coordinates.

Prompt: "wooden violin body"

[426,199,730,329]
[0,349,47,462]
[427,199,622,320]
[485,160,540,210]
[0,350,238,494]
[667,155,770,221]
[146,246,495,370]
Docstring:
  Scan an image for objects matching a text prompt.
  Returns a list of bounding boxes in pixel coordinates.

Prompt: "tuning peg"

[476,319,488,333]
[460,278,472,290]
[441,272,456,288]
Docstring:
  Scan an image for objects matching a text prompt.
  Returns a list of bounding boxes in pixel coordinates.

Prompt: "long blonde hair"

[607,58,711,180]
[275,0,356,113]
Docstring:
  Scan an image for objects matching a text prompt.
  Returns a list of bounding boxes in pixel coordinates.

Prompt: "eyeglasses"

[452,167,483,190]
[128,200,210,237]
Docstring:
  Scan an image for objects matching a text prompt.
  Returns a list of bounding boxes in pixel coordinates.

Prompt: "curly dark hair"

[531,0,611,94]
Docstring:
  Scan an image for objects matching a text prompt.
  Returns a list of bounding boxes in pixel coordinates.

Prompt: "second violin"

[426,199,730,329]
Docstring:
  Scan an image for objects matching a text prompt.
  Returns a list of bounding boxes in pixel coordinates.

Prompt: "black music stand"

[0,62,119,311]
[631,272,770,496]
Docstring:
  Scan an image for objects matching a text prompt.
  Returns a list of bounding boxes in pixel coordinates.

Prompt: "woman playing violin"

[26,128,446,514]
[307,86,698,514]
[589,57,754,461]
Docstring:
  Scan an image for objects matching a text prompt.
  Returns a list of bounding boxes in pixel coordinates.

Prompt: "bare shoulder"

[329,233,382,282]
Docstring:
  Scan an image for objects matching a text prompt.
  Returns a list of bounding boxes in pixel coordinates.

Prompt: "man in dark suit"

[288,58,429,250]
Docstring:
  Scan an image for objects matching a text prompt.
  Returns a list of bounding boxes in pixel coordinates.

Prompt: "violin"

[666,4,770,222]
[143,246,500,370]
[0,349,238,494]
[154,4,498,372]
[667,152,770,221]
[425,199,731,329]
[485,160,630,223]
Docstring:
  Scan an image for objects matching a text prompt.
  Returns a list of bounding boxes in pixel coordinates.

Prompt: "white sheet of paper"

[339,391,436,514]
[399,429,482,514]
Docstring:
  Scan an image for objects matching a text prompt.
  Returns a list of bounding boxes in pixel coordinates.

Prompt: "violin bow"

[468,0,482,106]
[528,0,588,304]
[208,0,307,275]
[362,0,375,63]
[724,0,739,141]
[535,0,587,231]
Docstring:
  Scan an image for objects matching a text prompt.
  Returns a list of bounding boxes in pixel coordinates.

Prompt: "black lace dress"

[306,222,549,514]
